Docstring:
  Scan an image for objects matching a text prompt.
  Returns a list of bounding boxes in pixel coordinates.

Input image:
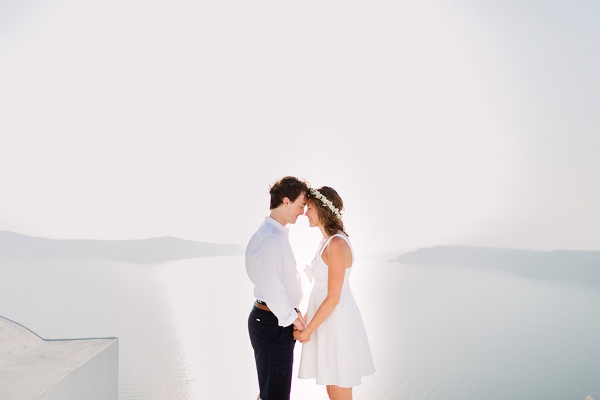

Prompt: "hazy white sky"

[0,0,598,255]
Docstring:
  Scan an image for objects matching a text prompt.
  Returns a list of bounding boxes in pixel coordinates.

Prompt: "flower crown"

[309,188,343,220]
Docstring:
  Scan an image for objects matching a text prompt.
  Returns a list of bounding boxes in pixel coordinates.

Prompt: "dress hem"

[297,369,375,388]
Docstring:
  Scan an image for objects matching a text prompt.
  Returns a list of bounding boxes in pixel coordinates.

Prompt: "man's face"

[285,192,307,225]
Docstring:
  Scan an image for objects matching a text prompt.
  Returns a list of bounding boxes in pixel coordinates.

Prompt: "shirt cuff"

[281,309,299,327]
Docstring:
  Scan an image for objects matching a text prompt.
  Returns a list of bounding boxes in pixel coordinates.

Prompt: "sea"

[1,254,599,399]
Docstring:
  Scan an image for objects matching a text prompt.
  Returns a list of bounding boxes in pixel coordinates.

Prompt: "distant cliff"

[0,231,244,263]
[394,246,600,286]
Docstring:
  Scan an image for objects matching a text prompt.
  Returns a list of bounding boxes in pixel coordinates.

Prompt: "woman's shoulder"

[323,234,353,267]
[329,232,349,242]
[327,234,351,252]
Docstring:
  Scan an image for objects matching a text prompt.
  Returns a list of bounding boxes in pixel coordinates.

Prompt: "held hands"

[293,328,311,343]
[292,310,311,343]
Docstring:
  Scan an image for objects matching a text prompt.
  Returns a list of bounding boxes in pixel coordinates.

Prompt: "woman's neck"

[318,225,328,238]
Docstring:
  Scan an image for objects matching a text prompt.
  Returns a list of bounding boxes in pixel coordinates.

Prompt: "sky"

[0,0,598,256]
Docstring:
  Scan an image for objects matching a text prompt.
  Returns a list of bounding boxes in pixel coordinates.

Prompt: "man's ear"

[282,197,290,206]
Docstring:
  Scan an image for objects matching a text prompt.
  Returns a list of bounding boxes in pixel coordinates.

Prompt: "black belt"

[256,299,299,313]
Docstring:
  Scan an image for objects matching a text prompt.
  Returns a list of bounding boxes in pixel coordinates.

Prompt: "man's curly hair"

[269,176,310,210]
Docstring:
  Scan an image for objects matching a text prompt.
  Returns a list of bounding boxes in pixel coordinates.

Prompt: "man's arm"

[254,234,303,328]
[292,311,305,331]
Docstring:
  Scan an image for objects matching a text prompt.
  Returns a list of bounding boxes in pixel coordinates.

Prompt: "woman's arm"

[294,236,351,341]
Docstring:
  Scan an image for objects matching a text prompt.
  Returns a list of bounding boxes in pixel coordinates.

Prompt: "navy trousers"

[248,306,296,400]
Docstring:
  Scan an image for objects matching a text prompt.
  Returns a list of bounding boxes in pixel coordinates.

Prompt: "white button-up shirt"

[246,217,303,327]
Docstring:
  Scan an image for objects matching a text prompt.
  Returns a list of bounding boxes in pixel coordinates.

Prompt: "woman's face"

[305,201,320,228]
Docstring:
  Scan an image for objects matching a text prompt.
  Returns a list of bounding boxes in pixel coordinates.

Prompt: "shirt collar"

[265,217,289,236]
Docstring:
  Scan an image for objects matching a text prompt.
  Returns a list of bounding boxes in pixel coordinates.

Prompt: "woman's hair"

[307,186,348,237]
[269,176,310,210]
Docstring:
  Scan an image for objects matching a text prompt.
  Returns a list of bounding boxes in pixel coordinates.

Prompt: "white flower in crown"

[309,188,343,220]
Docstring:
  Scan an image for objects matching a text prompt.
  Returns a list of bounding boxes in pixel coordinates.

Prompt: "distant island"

[0,231,244,263]
[393,245,600,287]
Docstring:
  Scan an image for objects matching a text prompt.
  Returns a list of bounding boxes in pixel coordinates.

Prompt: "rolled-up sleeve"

[253,234,298,327]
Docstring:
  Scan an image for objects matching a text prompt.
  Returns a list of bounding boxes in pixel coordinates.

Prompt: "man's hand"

[292,316,305,331]
[293,329,311,343]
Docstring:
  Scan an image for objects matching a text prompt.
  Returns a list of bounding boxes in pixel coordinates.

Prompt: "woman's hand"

[293,329,311,343]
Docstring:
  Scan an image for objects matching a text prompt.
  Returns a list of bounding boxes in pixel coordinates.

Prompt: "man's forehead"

[296,192,307,205]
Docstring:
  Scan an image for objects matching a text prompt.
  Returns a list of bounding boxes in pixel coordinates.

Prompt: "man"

[246,176,309,400]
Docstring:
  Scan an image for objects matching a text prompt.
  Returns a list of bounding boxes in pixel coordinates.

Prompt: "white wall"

[35,340,118,400]
[0,315,118,400]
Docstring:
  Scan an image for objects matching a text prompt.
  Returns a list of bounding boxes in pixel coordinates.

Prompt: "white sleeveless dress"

[298,234,375,388]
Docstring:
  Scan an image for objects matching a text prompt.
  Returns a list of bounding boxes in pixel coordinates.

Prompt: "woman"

[294,186,375,400]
